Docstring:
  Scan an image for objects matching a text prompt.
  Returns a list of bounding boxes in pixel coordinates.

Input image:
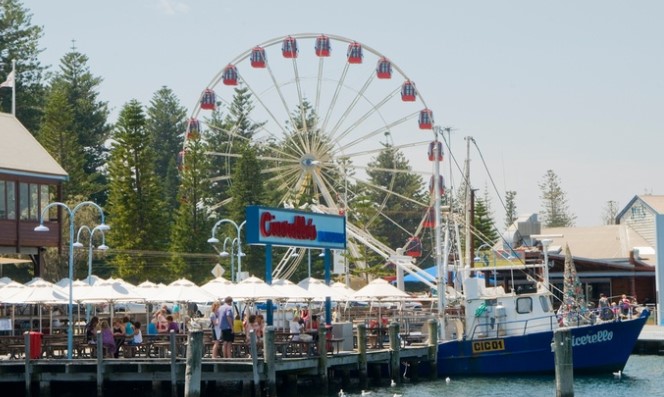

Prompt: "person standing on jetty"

[220,296,235,358]
[210,301,222,358]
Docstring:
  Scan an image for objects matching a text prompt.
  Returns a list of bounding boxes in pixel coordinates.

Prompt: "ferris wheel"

[182,33,441,275]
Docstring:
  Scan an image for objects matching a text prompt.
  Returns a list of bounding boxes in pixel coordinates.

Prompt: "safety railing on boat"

[468,314,559,340]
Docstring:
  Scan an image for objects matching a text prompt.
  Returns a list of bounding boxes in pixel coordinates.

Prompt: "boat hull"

[437,310,649,376]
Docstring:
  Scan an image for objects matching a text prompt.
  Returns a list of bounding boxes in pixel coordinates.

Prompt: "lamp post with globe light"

[219,237,245,282]
[208,219,246,282]
[35,201,109,359]
[73,225,109,286]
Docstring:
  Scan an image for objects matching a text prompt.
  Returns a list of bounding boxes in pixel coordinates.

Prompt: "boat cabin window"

[539,296,552,312]
[516,297,533,314]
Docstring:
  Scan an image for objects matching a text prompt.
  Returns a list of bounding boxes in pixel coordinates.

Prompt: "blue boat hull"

[437,310,649,376]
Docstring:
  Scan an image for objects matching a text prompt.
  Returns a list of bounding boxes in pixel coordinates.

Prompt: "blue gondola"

[376,57,391,79]
[315,35,331,57]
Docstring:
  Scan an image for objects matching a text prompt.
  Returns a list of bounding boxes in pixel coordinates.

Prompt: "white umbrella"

[156,278,216,303]
[272,278,312,301]
[330,281,356,300]
[297,277,346,301]
[3,278,68,333]
[229,276,286,301]
[351,278,410,344]
[135,280,163,301]
[0,276,12,286]
[200,276,233,299]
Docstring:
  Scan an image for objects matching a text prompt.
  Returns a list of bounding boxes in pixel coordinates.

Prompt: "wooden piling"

[389,322,401,385]
[554,328,574,397]
[264,325,277,397]
[185,330,203,397]
[427,319,438,379]
[170,330,177,397]
[357,323,368,389]
[318,325,328,389]
[23,332,31,397]
[249,330,260,396]
[96,330,104,397]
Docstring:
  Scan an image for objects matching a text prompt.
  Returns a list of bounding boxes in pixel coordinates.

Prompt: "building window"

[6,182,16,219]
[14,181,52,221]
[631,205,646,220]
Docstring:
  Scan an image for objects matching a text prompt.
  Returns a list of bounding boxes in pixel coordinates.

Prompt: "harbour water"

[43,354,661,397]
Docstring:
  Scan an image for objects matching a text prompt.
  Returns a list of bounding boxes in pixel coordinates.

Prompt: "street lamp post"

[35,201,109,360]
[208,219,246,282]
[73,225,109,286]
[219,237,245,282]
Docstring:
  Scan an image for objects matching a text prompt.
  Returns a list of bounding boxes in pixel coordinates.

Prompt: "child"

[129,321,143,345]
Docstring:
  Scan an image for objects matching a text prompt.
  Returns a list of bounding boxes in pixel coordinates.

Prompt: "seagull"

[445,377,451,384]
[390,379,397,387]
[613,370,622,379]
[361,391,372,396]
[393,394,403,397]
[338,389,347,397]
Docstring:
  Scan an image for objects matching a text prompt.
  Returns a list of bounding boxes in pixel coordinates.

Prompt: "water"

[29,355,664,397]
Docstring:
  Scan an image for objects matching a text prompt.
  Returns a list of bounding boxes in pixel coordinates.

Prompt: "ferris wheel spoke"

[314,57,325,117]
[337,112,418,153]
[291,58,313,153]
[320,63,350,134]
[331,86,400,146]
[327,70,375,140]
[265,63,309,155]
[311,171,341,210]
[342,140,429,159]
[347,174,428,208]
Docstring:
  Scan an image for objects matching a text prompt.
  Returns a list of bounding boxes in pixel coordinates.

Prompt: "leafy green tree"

[106,100,169,282]
[0,0,47,132]
[38,84,88,199]
[539,169,576,227]
[504,190,518,228]
[146,86,186,215]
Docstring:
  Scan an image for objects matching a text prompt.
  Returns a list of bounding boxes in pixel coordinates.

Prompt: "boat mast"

[464,136,473,269]
[433,127,446,339]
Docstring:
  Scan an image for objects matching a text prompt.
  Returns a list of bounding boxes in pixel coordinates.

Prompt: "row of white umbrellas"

[0,275,410,305]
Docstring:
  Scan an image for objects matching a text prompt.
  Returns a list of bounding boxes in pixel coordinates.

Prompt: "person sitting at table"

[128,321,143,346]
[244,314,258,340]
[100,320,115,358]
[309,315,320,341]
[85,316,99,344]
[122,316,135,340]
[153,308,168,333]
[255,314,265,339]
[290,315,304,341]
[233,313,244,336]
[112,318,125,358]
[162,315,179,334]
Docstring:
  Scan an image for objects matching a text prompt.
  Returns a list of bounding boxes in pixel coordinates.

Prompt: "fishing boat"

[423,134,650,376]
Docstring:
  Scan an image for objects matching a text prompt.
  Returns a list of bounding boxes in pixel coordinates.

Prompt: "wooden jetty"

[633,324,664,354]
[0,321,438,397]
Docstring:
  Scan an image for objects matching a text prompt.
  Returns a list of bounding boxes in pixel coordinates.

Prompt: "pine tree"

[38,84,88,199]
[169,135,215,283]
[0,0,47,132]
[539,169,576,227]
[504,190,518,228]
[106,100,169,282]
[474,196,499,249]
[46,49,110,201]
[146,86,186,215]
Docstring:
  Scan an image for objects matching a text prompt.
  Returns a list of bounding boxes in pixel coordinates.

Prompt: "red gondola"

[428,141,443,161]
[405,236,422,258]
[347,42,363,64]
[282,36,298,58]
[429,175,445,196]
[222,64,238,86]
[200,89,216,110]
[423,207,436,228]
[250,46,266,68]
[186,118,200,140]
[315,35,331,57]
[401,81,416,101]
[376,57,392,79]
[418,109,433,129]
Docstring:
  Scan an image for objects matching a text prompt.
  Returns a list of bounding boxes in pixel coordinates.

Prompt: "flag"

[0,70,15,88]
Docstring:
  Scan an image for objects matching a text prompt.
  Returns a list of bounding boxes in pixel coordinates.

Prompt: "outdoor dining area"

[0,274,432,361]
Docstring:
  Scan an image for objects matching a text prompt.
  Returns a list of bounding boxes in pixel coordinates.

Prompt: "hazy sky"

[23,0,664,227]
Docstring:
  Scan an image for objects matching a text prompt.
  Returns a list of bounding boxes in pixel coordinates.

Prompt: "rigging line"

[332,86,400,146]
[351,164,427,176]
[320,62,350,134]
[263,63,308,156]
[260,163,302,175]
[314,57,324,117]
[471,139,511,223]
[328,69,375,139]
[337,113,417,153]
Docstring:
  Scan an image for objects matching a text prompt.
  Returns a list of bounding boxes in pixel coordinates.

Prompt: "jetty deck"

[0,322,438,397]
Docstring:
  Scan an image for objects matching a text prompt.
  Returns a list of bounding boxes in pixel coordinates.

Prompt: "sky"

[22,0,664,228]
